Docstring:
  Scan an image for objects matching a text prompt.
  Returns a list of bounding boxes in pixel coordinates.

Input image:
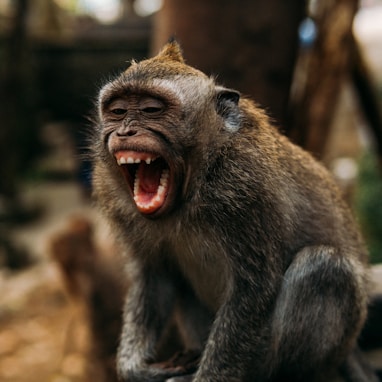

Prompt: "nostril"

[127,129,137,136]
[116,127,138,137]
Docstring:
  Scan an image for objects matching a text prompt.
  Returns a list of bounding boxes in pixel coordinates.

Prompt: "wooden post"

[287,0,359,158]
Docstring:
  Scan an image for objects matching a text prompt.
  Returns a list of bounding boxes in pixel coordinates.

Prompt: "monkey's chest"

[171,238,230,312]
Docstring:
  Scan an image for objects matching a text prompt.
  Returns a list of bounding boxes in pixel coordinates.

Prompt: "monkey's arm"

[193,262,279,382]
[117,265,186,382]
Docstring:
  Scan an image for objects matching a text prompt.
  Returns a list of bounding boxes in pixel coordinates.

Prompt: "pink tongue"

[137,162,161,194]
[134,161,167,214]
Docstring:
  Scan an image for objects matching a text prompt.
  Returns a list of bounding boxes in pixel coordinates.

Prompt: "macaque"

[91,41,376,381]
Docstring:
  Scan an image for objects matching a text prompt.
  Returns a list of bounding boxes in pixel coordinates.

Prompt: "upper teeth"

[117,156,157,166]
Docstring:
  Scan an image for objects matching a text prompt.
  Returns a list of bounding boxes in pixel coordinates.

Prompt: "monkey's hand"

[119,350,199,381]
[118,362,190,382]
[151,349,200,375]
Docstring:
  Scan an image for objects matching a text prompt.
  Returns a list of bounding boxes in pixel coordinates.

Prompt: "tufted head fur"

[125,40,205,79]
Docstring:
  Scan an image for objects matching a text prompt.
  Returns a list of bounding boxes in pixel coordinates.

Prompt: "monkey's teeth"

[160,169,170,183]
[116,155,159,166]
[158,170,169,193]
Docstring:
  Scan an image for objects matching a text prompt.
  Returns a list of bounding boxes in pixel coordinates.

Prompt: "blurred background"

[0,0,382,381]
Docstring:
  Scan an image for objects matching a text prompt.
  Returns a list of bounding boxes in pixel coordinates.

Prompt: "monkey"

[91,40,377,382]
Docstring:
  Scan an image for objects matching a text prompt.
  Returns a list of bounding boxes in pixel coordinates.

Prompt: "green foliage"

[354,150,382,263]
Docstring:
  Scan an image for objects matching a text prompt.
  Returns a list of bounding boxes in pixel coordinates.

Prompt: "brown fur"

[91,41,375,382]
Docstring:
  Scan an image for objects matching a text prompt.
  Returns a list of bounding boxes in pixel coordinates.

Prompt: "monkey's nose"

[116,126,138,137]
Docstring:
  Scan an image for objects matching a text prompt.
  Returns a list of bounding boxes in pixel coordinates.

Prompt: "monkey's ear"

[215,87,242,132]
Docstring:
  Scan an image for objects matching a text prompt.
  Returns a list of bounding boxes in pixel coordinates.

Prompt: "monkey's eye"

[107,99,129,119]
[142,107,163,117]
[139,97,164,117]
[111,108,127,115]
[142,106,163,114]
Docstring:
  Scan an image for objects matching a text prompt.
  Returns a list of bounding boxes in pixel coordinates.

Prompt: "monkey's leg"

[270,245,370,382]
[193,246,369,382]
[117,267,189,382]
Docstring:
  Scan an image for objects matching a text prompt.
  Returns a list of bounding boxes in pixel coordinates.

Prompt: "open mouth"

[114,150,170,215]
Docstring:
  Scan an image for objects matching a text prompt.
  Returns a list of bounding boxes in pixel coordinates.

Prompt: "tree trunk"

[152,0,305,128]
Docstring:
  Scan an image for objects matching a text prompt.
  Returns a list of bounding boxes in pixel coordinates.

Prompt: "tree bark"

[152,0,305,128]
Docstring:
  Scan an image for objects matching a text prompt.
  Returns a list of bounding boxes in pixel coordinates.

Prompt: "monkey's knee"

[270,246,367,374]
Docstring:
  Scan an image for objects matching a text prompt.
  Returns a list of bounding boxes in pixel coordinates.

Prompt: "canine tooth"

[145,158,151,165]
[127,157,134,164]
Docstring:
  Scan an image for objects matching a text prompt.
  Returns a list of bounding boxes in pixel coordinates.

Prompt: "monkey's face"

[96,41,242,219]
[99,87,188,218]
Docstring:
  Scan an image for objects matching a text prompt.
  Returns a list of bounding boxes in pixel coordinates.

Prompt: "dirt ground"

[0,262,89,382]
